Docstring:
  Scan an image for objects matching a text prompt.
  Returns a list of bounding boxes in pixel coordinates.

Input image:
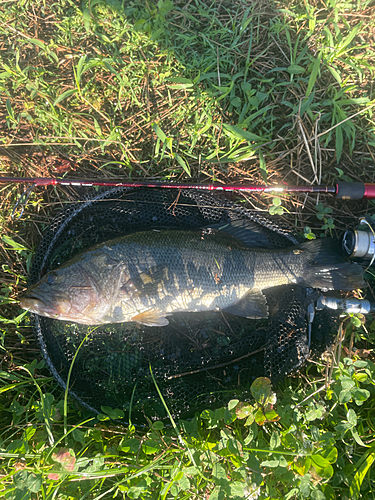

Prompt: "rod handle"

[336,181,375,200]
[336,181,365,200]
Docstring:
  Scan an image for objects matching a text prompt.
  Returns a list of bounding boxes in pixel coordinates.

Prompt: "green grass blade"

[151,123,167,143]
[53,89,77,106]
[63,329,96,437]
[175,154,191,177]
[222,123,262,142]
[306,52,321,98]
[349,447,375,500]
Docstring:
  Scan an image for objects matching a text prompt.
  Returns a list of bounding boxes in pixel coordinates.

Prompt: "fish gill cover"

[28,187,338,424]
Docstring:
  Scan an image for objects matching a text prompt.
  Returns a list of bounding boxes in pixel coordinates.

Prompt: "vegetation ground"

[1,0,375,498]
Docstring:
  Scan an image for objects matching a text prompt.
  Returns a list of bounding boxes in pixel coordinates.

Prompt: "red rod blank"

[2,176,375,199]
[0,176,336,194]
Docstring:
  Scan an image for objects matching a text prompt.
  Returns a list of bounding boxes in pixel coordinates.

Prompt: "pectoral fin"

[121,265,168,298]
[131,308,169,326]
[223,290,268,319]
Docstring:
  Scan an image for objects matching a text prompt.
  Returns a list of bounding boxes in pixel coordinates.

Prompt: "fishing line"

[11,184,36,220]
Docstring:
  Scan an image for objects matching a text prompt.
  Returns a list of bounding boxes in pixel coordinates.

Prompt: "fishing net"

[29,187,337,424]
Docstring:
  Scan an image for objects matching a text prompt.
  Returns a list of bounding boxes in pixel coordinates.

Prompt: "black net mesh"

[29,188,337,424]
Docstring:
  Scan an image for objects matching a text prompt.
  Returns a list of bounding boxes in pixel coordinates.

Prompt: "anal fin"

[223,290,269,319]
[131,308,169,327]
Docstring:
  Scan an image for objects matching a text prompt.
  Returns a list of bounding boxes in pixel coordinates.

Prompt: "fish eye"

[46,272,58,284]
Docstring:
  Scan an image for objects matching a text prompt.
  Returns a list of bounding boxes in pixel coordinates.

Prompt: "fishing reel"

[327,215,375,314]
[337,217,375,314]
[342,216,375,263]
[304,217,375,352]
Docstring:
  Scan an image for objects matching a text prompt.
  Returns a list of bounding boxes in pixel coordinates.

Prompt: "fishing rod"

[1,175,375,219]
[1,175,375,198]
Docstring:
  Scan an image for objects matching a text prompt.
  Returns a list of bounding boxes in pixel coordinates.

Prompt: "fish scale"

[20,224,365,326]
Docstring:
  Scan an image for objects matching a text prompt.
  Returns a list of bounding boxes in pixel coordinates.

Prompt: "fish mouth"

[20,294,60,318]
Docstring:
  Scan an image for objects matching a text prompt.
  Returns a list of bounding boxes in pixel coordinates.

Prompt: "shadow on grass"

[89,0,297,174]
[0,0,303,182]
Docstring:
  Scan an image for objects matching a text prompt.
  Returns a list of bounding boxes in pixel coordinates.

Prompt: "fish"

[20,221,365,326]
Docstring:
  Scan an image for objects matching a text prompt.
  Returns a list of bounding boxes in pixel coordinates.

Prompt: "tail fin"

[299,238,365,291]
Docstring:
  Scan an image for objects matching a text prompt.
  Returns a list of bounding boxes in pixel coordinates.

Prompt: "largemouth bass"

[20,222,365,326]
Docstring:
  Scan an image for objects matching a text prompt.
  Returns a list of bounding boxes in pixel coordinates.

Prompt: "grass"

[1,0,375,498]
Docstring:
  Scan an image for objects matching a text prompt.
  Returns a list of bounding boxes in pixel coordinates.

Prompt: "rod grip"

[335,181,365,200]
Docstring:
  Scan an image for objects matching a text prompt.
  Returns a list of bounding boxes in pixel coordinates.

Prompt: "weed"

[316,202,335,234]
[269,196,290,215]
[303,225,316,240]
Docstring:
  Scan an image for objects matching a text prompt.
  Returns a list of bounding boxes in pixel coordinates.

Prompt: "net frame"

[29,187,337,423]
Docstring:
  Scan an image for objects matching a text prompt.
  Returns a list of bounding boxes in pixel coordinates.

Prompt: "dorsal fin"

[212,220,275,248]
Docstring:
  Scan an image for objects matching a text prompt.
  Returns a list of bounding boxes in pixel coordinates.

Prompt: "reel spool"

[343,228,375,260]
